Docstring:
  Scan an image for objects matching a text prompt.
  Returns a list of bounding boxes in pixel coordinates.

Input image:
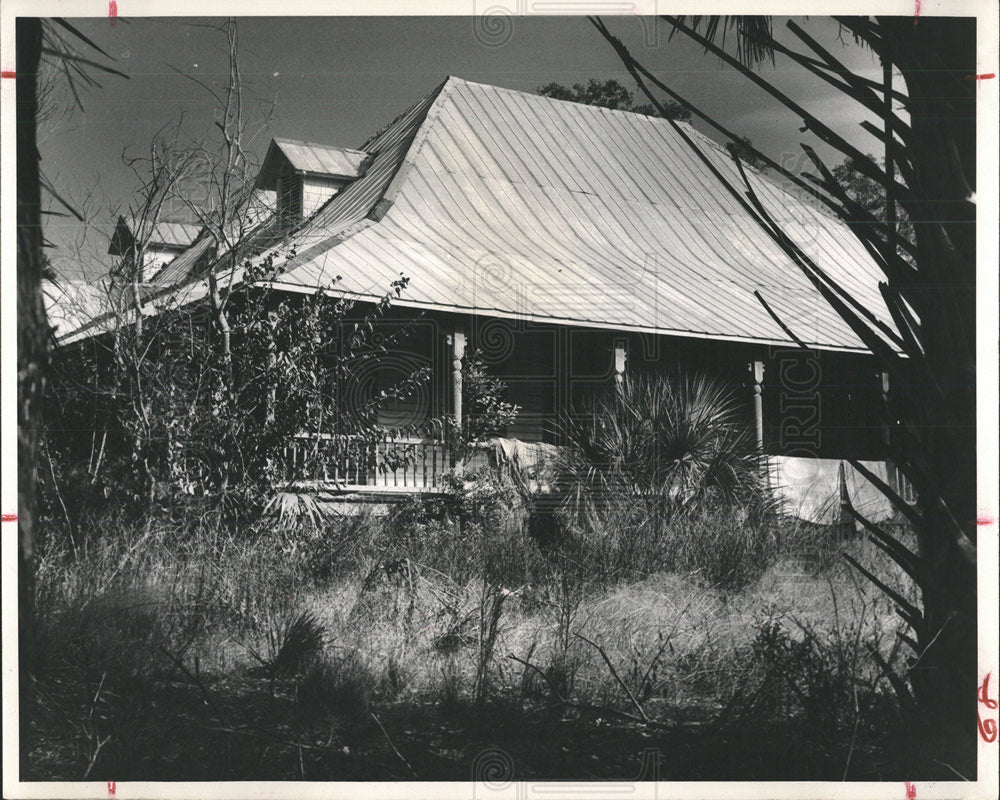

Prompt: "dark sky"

[39,15,891,278]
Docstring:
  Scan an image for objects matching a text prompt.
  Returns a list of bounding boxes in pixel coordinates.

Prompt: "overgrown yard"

[22,488,973,784]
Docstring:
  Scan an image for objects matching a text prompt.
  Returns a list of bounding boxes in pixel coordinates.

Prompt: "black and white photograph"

[2,2,998,797]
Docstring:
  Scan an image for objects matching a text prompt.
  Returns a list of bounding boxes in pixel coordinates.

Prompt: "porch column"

[880,369,898,492]
[449,325,467,430]
[748,359,765,451]
[613,339,628,394]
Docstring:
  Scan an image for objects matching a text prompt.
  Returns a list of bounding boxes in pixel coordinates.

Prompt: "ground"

[20,509,973,783]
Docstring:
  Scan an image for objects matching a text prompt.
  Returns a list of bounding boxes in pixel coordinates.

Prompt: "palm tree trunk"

[882,15,977,740]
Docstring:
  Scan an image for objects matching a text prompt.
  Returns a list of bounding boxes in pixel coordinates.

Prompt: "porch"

[281,312,917,517]
[282,432,453,493]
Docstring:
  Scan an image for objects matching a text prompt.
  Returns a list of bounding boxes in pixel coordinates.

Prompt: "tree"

[16,16,130,773]
[16,20,46,716]
[43,20,432,516]
[724,134,768,171]
[537,78,692,120]
[832,153,915,261]
[590,14,979,766]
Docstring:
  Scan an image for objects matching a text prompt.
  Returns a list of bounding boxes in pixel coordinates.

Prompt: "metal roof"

[70,77,897,353]
[269,76,894,352]
[44,278,114,337]
[149,190,279,286]
[108,218,201,254]
[257,138,370,189]
[149,221,202,248]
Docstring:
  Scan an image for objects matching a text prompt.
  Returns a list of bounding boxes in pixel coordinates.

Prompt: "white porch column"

[449,325,467,430]
[880,369,898,493]
[613,340,628,394]
[446,325,467,471]
[749,359,765,452]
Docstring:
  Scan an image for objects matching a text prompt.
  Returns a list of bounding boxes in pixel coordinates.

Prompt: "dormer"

[256,138,370,230]
[108,217,201,283]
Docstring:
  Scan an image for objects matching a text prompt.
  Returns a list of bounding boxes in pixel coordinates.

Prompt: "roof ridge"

[379,77,457,206]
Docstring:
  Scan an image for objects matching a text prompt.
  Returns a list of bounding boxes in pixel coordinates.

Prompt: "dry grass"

[22,506,937,781]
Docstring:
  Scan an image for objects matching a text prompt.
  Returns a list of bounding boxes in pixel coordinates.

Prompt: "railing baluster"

[335,437,342,485]
[384,438,390,488]
[284,431,448,492]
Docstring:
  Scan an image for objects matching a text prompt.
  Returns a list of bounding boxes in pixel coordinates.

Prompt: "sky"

[38,15,890,279]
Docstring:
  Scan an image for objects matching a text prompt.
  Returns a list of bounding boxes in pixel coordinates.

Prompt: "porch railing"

[888,463,918,505]
[283,432,450,492]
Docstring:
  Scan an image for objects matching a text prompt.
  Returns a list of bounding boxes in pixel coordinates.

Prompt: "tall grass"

[24,497,930,780]
[538,372,789,590]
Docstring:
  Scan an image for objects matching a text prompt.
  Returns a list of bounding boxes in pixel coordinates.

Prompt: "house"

[54,76,909,522]
[108,218,202,283]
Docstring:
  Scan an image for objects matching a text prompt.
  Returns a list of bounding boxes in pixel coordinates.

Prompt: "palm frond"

[669,16,776,67]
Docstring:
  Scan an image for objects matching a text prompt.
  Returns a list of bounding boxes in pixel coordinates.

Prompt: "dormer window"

[257,138,370,231]
[108,217,200,283]
[276,173,302,228]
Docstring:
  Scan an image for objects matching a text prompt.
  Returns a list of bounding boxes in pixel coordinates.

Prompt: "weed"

[296,653,372,725]
[254,609,326,689]
[23,507,926,780]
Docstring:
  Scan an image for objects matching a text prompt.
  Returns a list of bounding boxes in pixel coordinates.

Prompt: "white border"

[2,1,997,798]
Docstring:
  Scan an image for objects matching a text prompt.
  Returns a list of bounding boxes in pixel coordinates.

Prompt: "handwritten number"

[978,672,998,743]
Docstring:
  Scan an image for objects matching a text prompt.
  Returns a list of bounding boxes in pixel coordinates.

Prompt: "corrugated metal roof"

[269,76,893,352]
[284,83,445,266]
[73,76,896,353]
[149,190,279,286]
[149,235,215,286]
[257,138,370,189]
[149,221,201,248]
[44,278,114,337]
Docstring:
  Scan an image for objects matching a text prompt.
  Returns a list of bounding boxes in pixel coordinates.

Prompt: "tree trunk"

[16,16,46,771]
[883,16,977,745]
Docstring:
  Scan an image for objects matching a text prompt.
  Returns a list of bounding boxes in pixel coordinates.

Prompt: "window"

[276,172,302,229]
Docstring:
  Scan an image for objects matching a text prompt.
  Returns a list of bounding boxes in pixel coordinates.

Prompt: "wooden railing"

[888,464,918,505]
[283,432,450,492]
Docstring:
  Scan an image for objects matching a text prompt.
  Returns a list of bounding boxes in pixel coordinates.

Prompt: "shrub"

[296,653,372,724]
[254,610,326,688]
[539,372,781,587]
[558,371,772,515]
